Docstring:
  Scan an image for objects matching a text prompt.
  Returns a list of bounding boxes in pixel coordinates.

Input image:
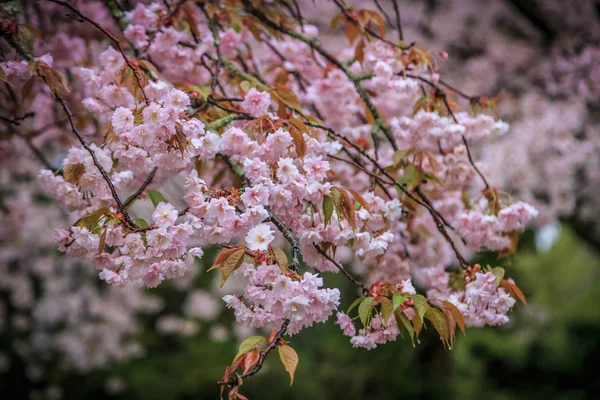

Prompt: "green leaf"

[392,150,410,167]
[395,309,415,346]
[413,294,429,322]
[358,297,374,327]
[491,266,505,288]
[392,292,407,311]
[134,218,149,228]
[233,336,267,362]
[427,307,450,346]
[278,345,299,386]
[323,195,334,228]
[73,207,110,229]
[330,187,342,221]
[347,296,365,313]
[148,189,167,207]
[380,297,393,324]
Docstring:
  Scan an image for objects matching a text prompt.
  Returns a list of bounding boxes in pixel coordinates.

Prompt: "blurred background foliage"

[11,224,597,400]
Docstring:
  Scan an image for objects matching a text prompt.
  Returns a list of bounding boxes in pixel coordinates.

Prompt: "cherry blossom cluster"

[445,271,516,327]
[224,262,340,334]
[0,0,556,392]
[23,1,533,335]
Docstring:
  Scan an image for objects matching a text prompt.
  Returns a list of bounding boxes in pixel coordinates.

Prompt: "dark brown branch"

[331,0,408,50]
[45,0,149,105]
[124,167,158,208]
[242,0,398,151]
[266,207,301,273]
[0,112,35,126]
[14,131,55,171]
[313,244,368,294]
[391,0,404,41]
[202,5,223,95]
[405,73,491,190]
[328,154,393,199]
[304,120,470,269]
[55,94,137,229]
[217,319,290,388]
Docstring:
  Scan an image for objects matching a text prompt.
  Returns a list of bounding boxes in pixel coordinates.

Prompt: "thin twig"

[266,207,301,273]
[304,120,470,269]
[313,244,368,294]
[124,167,158,208]
[217,319,290,388]
[55,94,137,228]
[243,0,398,151]
[13,131,55,171]
[45,0,149,105]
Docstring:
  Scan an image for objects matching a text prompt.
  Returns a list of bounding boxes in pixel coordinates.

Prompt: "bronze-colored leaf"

[338,189,356,229]
[443,301,466,336]
[288,124,306,159]
[269,245,288,273]
[278,345,299,386]
[208,246,246,272]
[500,279,528,306]
[355,39,365,65]
[220,248,246,287]
[273,84,302,112]
[348,189,371,213]
[63,163,86,184]
[345,22,360,44]
[98,225,108,255]
[21,77,36,103]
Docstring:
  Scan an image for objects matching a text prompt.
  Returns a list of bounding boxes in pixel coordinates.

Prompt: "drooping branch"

[13,130,56,171]
[242,0,398,151]
[405,73,491,190]
[123,167,158,208]
[55,94,137,229]
[304,120,471,269]
[313,244,368,294]
[217,319,291,388]
[266,207,301,273]
[45,0,150,105]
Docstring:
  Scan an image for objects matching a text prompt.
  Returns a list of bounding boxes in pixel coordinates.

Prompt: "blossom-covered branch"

[0,0,540,396]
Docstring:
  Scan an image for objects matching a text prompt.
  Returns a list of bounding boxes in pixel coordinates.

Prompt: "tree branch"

[313,244,368,294]
[45,0,149,105]
[217,319,290,388]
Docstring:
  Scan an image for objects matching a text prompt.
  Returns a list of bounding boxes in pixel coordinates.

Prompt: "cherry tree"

[0,0,544,397]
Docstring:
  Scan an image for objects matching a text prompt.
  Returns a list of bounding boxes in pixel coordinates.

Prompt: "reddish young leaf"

[501,279,528,306]
[348,188,371,213]
[345,23,361,44]
[288,124,306,159]
[242,348,260,373]
[355,39,365,65]
[443,301,466,336]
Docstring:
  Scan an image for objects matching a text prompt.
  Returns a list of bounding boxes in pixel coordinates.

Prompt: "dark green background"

[3,226,600,399]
